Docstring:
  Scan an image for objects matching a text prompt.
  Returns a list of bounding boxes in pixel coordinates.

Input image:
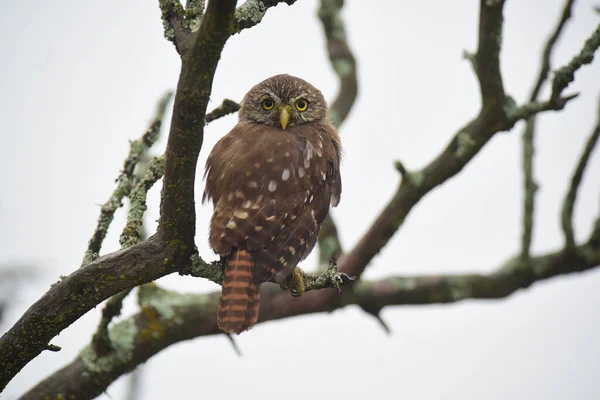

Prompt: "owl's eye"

[295,99,309,111]
[261,98,274,110]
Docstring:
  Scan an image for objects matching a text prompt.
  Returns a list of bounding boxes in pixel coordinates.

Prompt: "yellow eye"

[295,99,308,111]
[262,98,274,110]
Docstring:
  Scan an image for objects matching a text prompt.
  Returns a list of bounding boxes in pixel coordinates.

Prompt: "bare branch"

[316,0,359,267]
[82,91,173,266]
[318,0,358,127]
[474,0,507,111]
[340,0,510,279]
[551,22,600,103]
[204,98,241,124]
[120,156,166,248]
[159,0,192,53]
[91,289,133,356]
[520,0,576,259]
[318,215,343,269]
[158,0,237,247]
[232,0,298,35]
[339,1,594,280]
[531,0,576,102]
[0,0,239,387]
[561,96,600,248]
[184,253,354,292]
[184,0,205,32]
[22,244,600,398]
[92,154,166,356]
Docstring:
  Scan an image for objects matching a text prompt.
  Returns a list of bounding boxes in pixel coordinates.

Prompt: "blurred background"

[1,0,599,398]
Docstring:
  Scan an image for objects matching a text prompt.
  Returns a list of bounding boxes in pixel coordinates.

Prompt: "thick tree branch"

[521,0,575,260]
[561,96,600,248]
[158,0,236,247]
[82,92,172,265]
[345,245,600,309]
[474,0,506,111]
[232,0,298,35]
[0,0,239,389]
[22,243,600,399]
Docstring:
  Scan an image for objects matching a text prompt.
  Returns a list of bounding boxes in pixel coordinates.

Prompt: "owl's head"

[239,74,328,129]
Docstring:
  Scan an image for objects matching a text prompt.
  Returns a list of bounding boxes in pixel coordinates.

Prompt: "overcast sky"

[1,0,600,399]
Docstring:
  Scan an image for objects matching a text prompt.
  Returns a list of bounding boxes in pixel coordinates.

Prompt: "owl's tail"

[217,249,260,334]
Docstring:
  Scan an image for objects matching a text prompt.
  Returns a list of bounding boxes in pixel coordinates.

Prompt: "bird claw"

[280,267,306,297]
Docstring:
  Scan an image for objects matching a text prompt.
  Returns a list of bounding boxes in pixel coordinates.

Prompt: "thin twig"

[520,0,575,260]
[81,91,172,266]
[184,253,354,292]
[551,22,600,103]
[91,289,133,356]
[120,156,166,248]
[204,99,240,124]
[561,96,600,248]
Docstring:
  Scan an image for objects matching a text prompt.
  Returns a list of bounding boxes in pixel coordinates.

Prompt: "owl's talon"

[281,267,306,297]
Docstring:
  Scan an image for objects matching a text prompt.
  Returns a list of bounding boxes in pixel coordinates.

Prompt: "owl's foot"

[280,267,306,297]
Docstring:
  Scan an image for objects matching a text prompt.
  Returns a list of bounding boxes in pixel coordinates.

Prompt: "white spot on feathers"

[226,221,237,229]
[234,210,249,219]
[282,169,290,181]
[268,180,278,192]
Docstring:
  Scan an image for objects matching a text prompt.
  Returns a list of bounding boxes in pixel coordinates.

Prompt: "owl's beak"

[278,106,291,130]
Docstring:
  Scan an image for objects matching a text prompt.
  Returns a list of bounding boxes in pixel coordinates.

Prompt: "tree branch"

[204,98,240,124]
[520,0,576,260]
[474,0,506,111]
[340,0,511,279]
[232,0,298,35]
[338,0,594,280]
[158,0,236,247]
[21,244,600,399]
[93,154,167,356]
[81,91,172,265]
[120,156,166,248]
[159,0,192,54]
[0,0,239,389]
[318,0,358,127]
[316,0,358,267]
[551,22,600,103]
[561,95,600,248]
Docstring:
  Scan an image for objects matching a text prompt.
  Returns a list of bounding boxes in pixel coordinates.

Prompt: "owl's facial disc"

[278,105,292,129]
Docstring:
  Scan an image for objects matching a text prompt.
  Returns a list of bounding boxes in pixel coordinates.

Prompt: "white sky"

[1,0,600,399]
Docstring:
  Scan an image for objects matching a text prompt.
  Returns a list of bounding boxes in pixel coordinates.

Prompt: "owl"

[203,74,342,334]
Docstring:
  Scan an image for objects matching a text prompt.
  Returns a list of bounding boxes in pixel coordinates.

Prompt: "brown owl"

[203,74,342,334]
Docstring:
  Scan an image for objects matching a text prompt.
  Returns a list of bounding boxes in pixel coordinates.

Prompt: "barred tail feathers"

[217,249,260,334]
